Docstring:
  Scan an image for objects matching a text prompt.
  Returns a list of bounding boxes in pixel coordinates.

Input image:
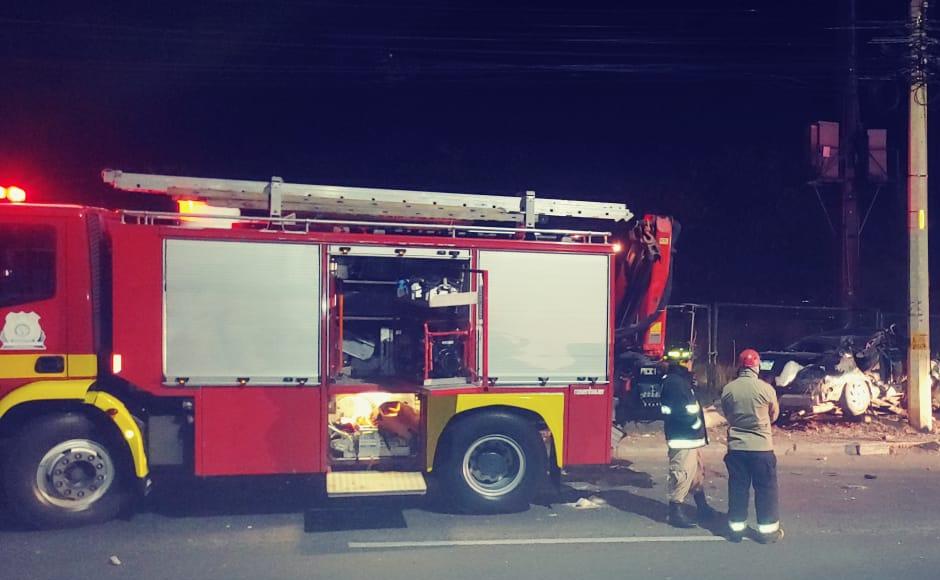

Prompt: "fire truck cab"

[0,172,672,528]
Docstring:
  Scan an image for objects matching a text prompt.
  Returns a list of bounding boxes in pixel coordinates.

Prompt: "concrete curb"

[612,439,940,461]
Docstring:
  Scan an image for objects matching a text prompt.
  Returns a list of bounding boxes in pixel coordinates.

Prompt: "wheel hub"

[37,440,114,510]
[474,451,510,483]
[462,435,526,498]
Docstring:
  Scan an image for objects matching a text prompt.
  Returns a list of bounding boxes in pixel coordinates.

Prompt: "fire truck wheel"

[2,413,132,529]
[437,412,545,514]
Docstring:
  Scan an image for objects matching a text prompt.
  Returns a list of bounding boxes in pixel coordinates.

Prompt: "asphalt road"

[2,449,939,580]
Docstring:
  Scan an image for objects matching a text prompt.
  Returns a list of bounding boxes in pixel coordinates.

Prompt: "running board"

[327,471,427,498]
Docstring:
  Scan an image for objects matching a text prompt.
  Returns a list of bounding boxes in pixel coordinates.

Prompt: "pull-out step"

[327,471,427,498]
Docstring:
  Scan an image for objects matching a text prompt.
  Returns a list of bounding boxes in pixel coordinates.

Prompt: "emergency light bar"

[0,186,26,203]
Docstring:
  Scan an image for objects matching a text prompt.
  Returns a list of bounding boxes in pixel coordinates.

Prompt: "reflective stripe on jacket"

[660,364,708,449]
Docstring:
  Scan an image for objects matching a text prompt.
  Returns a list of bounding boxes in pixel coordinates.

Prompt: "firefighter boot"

[668,502,696,528]
[756,527,785,545]
[693,491,718,522]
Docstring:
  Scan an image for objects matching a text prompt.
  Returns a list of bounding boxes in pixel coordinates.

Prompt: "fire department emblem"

[0,311,46,350]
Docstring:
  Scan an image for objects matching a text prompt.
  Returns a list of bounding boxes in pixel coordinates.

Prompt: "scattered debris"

[568,496,606,509]
[864,474,878,480]
[816,456,828,462]
[841,484,867,490]
[916,441,940,453]
[824,472,839,477]
[855,442,891,456]
[109,556,122,567]
[568,481,601,492]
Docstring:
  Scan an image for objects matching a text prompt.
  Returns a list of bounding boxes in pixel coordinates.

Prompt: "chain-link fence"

[663,304,716,396]
[658,302,936,398]
[712,303,879,365]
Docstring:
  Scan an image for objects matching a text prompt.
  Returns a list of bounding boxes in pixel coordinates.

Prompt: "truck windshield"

[0,225,56,307]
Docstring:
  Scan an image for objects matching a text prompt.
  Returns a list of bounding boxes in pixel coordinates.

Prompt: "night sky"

[0,1,931,312]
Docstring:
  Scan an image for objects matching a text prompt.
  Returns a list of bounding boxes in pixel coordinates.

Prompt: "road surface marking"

[349,535,724,549]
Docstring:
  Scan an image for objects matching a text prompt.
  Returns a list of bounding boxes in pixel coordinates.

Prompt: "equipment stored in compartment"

[332,251,476,385]
[329,393,420,462]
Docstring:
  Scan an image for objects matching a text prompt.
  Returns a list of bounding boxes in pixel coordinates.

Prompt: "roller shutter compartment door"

[478,251,609,385]
[163,239,320,385]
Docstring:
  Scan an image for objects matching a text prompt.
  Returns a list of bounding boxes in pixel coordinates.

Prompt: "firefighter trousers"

[667,447,706,503]
[724,450,779,531]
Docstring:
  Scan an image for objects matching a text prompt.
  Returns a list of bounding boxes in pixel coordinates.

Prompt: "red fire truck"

[0,172,673,528]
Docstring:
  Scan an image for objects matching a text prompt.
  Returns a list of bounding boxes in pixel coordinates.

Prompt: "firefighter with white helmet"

[659,349,717,528]
[720,348,783,543]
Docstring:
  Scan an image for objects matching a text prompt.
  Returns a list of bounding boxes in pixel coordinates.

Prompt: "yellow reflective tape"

[84,391,149,478]
[425,395,459,472]
[0,379,94,417]
[0,380,148,479]
[455,392,565,467]
[67,354,98,377]
[919,209,926,230]
[0,353,98,379]
[0,354,67,379]
[425,392,566,470]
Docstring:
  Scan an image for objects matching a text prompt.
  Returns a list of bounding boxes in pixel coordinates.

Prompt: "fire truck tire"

[437,412,545,514]
[2,413,132,529]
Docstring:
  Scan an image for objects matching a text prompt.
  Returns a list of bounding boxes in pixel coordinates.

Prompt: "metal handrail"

[119,209,613,243]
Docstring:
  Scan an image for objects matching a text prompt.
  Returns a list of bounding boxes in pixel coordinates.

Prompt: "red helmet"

[738,348,761,369]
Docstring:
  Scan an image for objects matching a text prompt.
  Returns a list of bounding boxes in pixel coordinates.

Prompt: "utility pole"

[908,0,932,431]
[840,0,862,310]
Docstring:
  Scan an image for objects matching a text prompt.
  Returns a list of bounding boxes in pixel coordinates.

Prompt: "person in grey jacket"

[720,348,783,544]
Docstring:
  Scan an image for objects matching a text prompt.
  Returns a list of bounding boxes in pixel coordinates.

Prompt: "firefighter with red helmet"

[660,349,717,528]
[720,348,783,543]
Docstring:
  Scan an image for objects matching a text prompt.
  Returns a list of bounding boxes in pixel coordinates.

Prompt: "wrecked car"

[759,330,902,385]
[760,328,902,420]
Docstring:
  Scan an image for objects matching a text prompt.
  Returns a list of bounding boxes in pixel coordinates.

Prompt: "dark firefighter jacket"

[660,364,708,449]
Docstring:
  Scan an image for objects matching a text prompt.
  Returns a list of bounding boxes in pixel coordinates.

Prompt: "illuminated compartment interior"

[329,392,421,463]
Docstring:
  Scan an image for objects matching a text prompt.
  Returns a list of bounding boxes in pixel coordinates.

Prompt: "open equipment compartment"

[328,245,478,386]
[328,391,422,463]
[326,245,480,468]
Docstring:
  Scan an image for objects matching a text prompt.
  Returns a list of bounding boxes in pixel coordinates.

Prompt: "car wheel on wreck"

[840,380,872,417]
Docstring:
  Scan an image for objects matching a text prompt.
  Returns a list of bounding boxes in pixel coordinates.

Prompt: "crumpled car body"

[775,355,879,416]
[761,328,901,418]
